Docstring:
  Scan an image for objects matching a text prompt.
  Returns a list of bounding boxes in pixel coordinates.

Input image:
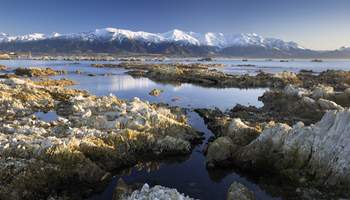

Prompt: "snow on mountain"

[0,33,46,42]
[161,29,200,45]
[0,28,305,50]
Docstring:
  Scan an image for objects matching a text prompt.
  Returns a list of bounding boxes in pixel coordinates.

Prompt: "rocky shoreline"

[1,62,350,199]
[196,85,350,198]
[92,62,350,90]
[0,76,202,199]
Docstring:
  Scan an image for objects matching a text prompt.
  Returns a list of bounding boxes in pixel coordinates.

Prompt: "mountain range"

[0,28,349,58]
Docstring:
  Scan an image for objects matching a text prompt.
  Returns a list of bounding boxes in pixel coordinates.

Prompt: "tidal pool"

[1,59,312,199]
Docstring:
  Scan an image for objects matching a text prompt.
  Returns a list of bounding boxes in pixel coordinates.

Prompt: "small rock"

[149,88,163,96]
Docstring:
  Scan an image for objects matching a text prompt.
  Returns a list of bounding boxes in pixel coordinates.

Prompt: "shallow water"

[2,59,349,199]
[88,112,280,200]
[2,58,350,76]
[35,111,58,122]
[213,59,350,75]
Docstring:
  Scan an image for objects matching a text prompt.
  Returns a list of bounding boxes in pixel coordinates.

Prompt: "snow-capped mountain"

[0,27,305,50]
[0,32,46,43]
[3,27,348,58]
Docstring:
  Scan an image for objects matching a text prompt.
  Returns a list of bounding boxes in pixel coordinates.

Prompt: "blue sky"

[1,0,349,50]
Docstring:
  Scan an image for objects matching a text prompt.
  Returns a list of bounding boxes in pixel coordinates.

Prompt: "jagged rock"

[209,109,350,195]
[227,182,255,200]
[225,118,261,145]
[118,184,195,200]
[273,71,301,85]
[284,84,310,97]
[317,98,344,110]
[312,84,334,99]
[0,78,201,199]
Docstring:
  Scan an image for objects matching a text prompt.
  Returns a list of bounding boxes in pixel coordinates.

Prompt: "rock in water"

[119,184,195,200]
[0,65,7,71]
[14,67,66,77]
[227,182,255,200]
[149,88,163,96]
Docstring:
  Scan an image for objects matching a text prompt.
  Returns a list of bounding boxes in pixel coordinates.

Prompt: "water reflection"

[89,112,280,200]
[61,74,265,110]
[34,111,58,122]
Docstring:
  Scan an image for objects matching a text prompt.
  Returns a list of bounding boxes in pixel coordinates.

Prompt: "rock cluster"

[114,183,195,200]
[201,107,350,197]
[14,67,67,77]
[204,84,348,126]
[90,63,350,90]
[0,78,201,199]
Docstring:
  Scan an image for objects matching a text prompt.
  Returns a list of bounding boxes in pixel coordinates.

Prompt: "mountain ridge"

[0,27,349,58]
[0,27,305,50]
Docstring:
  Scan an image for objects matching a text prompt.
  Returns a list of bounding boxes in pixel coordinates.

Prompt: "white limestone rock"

[122,184,195,200]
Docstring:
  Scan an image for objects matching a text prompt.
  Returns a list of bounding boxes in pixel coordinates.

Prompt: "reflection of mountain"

[104,75,156,91]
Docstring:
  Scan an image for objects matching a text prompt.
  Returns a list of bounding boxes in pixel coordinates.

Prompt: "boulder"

[207,136,235,167]
[312,84,334,99]
[227,182,255,200]
[118,184,195,200]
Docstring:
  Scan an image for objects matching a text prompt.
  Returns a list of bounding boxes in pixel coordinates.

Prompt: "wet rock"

[206,136,235,167]
[112,179,134,200]
[227,182,256,200]
[149,88,163,96]
[14,67,66,77]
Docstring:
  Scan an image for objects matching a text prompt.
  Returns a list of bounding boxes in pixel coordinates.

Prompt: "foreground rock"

[203,109,350,198]
[227,182,255,200]
[113,182,195,200]
[14,67,66,77]
[0,78,201,199]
